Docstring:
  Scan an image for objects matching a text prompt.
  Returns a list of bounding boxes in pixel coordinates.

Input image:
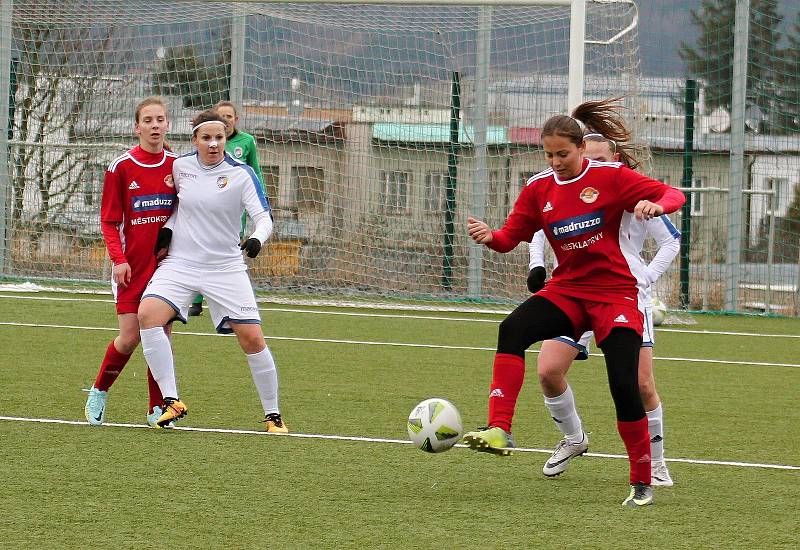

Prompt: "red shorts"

[537,288,643,345]
[112,259,157,315]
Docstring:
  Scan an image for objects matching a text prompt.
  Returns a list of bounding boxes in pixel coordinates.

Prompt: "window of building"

[260,165,279,205]
[290,166,325,211]
[691,176,704,216]
[424,171,447,213]
[380,170,410,213]
[765,177,789,215]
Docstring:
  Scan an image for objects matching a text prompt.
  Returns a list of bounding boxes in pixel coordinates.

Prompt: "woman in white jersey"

[137,110,288,433]
[527,133,678,486]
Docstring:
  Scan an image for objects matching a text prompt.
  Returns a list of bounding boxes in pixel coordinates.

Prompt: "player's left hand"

[634,200,664,220]
[240,237,262,258]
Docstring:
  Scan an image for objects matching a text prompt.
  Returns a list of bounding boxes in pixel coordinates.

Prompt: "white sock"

[140,326,178,399]
[647,403,665,462]
[247,347,280,415]
[544,385,584,443]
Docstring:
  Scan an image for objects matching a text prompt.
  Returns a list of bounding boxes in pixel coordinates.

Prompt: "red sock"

[487,353,526,433]
[147,368,164,414]
[93,340,132,391]
[617,417,652,485]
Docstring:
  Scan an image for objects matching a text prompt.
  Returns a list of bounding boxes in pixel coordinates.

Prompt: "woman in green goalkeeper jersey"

[189,100,266,317]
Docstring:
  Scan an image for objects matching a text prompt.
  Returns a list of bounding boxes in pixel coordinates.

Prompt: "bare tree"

[11,16,129,248]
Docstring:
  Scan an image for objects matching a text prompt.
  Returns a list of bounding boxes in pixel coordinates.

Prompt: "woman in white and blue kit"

[137,110,288,433]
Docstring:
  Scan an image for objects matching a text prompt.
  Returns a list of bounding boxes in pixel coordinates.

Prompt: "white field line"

[1,415,797,471]
[1,293,799,339]
[1,320,799,369]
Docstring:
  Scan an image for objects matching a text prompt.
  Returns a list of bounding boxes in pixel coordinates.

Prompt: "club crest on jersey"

[580,187,599,204]
[233,146,244,158]
[217,176,229,189]
[164,174,174,188]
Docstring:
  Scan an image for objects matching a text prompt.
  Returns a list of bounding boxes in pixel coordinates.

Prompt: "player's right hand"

[527,266,546,293]
[467,217,493,244]
[112,262,132,288]
[154,228,172,260]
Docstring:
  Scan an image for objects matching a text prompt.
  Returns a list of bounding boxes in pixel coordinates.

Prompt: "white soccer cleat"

[542,432,589,477]
[651,459,674,487]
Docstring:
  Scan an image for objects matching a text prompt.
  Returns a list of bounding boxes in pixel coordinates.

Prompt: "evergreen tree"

[679,0,785,133]
[152,45,230,109]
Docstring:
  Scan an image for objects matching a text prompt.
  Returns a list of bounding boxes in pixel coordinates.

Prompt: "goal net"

[3,0,642,304]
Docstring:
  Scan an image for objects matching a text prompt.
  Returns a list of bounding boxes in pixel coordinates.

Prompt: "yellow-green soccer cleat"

[264,412,289,433]
[622,483,654,507]
[462,426,515,456]
[155,397,187,428]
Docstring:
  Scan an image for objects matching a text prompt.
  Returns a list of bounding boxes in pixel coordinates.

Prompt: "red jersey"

[489,158,685,305]
[100,146,177,281]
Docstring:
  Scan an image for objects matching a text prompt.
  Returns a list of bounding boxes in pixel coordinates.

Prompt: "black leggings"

[497,295,644,422]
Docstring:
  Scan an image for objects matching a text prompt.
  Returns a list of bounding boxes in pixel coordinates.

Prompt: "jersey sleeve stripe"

[659,215,681,238]
[108,152,132,173]
[526,168,554,186]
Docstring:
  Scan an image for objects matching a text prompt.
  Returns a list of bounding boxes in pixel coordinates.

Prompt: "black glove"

[527,266,546,293]
[154,228,172,256]
[240,237,262,258]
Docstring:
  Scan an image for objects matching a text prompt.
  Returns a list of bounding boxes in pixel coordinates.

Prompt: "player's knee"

[638,378,658,403]
[116,334,140,354]
[497,315,526,355]
[537,360,566,390]
[238,332,266,354]
[137,304,165,329]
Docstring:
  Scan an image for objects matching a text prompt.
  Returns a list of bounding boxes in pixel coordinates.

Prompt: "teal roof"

[372,123,508,145]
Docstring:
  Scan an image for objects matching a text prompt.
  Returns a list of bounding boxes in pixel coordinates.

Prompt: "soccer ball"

[406,398,463,453]
[652,298,667,326]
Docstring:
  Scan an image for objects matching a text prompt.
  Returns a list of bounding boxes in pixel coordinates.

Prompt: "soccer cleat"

[146,406,175,429]
[542,432,589,477]
[84,387,108,426]
[651,460,674,487]
[622,483,654,507]
[155,397,187,428]
[264,412,289,433]
[188,302,203,317]
[462,426,515,456]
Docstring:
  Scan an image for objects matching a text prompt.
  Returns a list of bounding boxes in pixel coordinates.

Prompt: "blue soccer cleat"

[84,387,108,426]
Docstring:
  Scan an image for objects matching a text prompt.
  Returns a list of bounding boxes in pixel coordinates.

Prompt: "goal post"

[2,0,641,304]
[0,0,12,275]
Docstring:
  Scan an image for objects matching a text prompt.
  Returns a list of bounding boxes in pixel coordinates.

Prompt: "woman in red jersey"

[84,97,180,428]
[462,98,685,508]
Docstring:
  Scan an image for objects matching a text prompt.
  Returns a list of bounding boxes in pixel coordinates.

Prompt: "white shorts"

[552,331,592,361]
[143,262,261,334]
[552,306,655,358]
[642,305,655,347]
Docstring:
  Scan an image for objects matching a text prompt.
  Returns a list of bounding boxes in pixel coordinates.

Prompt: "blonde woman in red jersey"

[463,98,685,507]
[84,97,180,428]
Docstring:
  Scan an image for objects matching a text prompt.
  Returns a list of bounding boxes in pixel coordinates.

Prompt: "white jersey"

[529,215,680,308]
[166,152,272,270]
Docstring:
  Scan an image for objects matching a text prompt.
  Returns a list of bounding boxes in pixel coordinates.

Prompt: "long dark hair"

[541,97,640,169]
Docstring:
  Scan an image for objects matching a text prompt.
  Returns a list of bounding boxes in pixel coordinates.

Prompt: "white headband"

[192,120,225,134]
[570,116,586,132]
